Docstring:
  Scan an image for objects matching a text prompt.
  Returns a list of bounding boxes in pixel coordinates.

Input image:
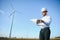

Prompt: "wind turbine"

[0,10,5,14]
[9,0,22,38]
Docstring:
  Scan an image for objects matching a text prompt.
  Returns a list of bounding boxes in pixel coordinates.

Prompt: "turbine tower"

[9,0,22,38]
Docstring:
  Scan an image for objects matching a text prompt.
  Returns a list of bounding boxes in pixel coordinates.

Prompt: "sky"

[0,0,60,38]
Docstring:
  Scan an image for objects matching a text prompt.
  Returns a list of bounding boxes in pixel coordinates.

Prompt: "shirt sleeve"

[42,16,51,26]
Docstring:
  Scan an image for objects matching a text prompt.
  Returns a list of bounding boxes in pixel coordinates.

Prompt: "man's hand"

[37,20,40,24]
[36,20,44,24]
[40,20,44,23]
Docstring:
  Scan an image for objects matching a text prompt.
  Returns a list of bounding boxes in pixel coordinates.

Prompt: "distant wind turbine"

[0,10,5,14]
[9,0,22,38]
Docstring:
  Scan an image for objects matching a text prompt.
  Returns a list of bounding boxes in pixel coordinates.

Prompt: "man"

[37,8,51,40]
[31,8,51,40]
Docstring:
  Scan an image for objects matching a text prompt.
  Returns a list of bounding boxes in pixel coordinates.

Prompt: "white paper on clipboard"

[30,19,38,24]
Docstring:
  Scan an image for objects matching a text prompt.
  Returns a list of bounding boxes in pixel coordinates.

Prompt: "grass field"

[0,37,60,40]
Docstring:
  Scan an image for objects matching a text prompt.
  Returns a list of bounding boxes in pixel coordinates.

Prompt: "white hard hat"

[41,8,47,12]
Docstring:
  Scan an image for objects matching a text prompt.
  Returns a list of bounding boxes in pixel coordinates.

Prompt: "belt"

[41,27,50,30]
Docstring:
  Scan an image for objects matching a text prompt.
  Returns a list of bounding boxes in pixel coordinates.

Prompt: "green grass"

[0,37,60,40]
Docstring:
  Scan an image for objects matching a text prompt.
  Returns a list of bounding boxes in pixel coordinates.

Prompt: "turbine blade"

[0,10,5,14]
[10,0,14,10]
[15,10,23,15]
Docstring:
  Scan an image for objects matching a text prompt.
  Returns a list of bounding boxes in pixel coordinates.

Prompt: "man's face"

[42,11,47,16]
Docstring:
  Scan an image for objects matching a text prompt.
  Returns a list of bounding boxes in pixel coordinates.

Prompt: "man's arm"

[41,16,51,26]
[36,20,45,24]
[40,20,49,26]
[36,20,40,24]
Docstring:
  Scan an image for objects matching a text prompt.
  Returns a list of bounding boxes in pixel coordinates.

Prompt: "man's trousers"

[39,27,51,40]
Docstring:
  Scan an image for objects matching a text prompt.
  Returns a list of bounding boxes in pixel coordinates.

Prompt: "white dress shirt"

[38,15,51,29]
[30,15,51,29]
